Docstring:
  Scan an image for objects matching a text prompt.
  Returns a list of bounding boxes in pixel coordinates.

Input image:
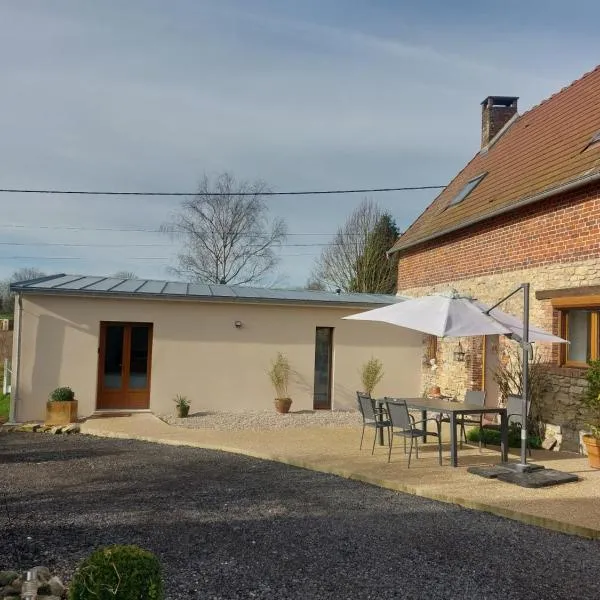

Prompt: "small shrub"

[49,386,75,402]
[360,357,384,396]
[582,360,600,439]
[268,352,291,398]
[173,394,190,409]
[69,545,163,600]
[466,424,542,449]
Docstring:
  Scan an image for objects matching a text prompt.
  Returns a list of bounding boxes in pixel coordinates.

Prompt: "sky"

[0,0,598,287]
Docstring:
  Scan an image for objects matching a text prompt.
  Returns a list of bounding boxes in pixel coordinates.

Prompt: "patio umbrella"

[343,289,566,343]
[343,287,568,470]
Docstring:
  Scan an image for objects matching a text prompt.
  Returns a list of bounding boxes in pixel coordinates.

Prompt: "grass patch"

[0,392,9,421]
[466,425,542,449]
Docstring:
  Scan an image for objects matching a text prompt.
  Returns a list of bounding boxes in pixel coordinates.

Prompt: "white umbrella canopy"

[344,290,567,343]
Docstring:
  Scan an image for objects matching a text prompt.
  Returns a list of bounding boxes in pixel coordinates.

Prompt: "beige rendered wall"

[13,294,422,421]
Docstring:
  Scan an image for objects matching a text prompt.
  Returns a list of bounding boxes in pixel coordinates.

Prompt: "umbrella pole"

[521,283,529,467]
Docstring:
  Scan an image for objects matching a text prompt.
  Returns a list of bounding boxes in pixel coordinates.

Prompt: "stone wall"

[399,259,600,452]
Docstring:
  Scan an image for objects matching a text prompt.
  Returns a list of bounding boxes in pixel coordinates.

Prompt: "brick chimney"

[481,96,518,148]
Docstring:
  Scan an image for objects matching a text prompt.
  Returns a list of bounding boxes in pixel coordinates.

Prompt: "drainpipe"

[8,292,22,424]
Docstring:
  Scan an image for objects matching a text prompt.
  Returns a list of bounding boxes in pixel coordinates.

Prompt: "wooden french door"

[97,322,153,410]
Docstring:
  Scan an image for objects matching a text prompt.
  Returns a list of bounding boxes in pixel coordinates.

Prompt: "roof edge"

[13,286,402,309]
[388,169,600,256]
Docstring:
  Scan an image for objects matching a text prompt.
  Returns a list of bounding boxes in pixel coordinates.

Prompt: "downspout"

[8,292,22,424]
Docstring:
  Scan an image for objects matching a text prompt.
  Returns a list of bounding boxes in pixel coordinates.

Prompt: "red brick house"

[389,65,600,451]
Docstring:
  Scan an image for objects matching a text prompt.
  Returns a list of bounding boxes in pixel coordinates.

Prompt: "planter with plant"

[173,394,190,418]
[581,359,600,468]
[46,386,78,425]
[360,357,384,397]
[269,352,292,414]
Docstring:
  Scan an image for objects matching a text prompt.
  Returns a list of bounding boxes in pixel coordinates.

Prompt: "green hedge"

[69,545,163,600]
[466,425,542,449]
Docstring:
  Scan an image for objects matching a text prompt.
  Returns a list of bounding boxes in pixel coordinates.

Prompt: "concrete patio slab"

[80,413,600,539]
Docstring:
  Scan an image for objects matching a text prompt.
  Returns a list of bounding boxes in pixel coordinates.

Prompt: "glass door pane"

[313,327,333,409]
[128,325,150,389]
[104,325,125,389]
[567,310,590,363]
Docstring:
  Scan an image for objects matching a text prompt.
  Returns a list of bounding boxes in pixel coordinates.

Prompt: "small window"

[560,308,600,366]
[447,173,486,208]
[582,131,600,153]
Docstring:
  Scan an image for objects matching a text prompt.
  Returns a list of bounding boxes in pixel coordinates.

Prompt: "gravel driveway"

[1,433,599,600]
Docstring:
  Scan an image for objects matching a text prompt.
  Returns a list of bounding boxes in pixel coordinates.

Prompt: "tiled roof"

[390,65,600,253]
[11,274,405,307]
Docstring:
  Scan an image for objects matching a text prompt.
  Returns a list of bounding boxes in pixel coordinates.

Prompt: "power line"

[0,223,384,239]
[0,253,319,260]
[0,184,445,197]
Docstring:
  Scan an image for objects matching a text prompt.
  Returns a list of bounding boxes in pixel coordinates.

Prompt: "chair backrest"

[384,399,412,430]
[464,390,486,407]
[356,392,376,421]
[506,394,529,425]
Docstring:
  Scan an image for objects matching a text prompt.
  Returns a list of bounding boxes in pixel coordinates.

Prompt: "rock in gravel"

[32,566,51,583]
[0,572,19,587]
[50,426,63,434]
[63,424,80,434]
[48,576,65,597]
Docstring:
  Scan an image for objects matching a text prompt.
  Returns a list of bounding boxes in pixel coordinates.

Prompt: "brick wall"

[398,181,600,290]
[397,181,600,452]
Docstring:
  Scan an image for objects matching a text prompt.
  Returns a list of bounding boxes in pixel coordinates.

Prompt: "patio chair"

[384,398,442,468]
[480,395,532,456]
[506,394,532,457]
[356,392,391,455]
[439,390,486,449]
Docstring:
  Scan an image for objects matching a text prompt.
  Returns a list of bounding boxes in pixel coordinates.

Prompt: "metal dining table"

[378,397,508,467]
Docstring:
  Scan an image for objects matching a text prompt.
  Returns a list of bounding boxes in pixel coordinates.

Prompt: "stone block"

[542,436,557,450]
[49,426,63,435]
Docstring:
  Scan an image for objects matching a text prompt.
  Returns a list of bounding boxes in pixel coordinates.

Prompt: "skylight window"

[582,131,600,152]
[447,173,487,208]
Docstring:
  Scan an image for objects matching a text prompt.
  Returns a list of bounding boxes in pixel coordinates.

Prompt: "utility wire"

[0,224,369,237]
[0,184,445,197]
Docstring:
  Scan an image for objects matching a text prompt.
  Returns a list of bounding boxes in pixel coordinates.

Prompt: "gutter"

[387,170,600,256]
[8,292,22,424]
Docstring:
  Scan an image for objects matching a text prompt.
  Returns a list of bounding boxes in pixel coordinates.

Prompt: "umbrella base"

[498,462,545,473]
[468,464,578,488]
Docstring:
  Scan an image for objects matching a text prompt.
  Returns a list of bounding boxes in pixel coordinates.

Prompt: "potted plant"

[360,357,384,397]
[581,360,600,468]
[173,394,190,418]
[46,386,78,425]
[268,352,292,414]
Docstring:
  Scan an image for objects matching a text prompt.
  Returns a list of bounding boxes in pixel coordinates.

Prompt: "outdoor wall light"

[453,341,466,362]
[234,320,243,329]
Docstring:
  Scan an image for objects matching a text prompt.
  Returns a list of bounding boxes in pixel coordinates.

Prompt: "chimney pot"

[481,95,518,148]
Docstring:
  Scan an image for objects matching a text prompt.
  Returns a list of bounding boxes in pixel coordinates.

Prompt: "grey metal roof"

[10,274,404,307]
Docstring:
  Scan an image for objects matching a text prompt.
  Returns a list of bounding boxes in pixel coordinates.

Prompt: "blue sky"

[0,0,598,286]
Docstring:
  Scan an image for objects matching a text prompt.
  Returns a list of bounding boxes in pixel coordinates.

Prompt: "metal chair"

[506,394,532,457]
[440,390,486,449]
[384,398,442,467]
[356,392,391,454]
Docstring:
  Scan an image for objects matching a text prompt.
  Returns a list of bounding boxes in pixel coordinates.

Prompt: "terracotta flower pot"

[176,405,190,418]
[430,386,441,397]
[274,398,292,414]
[45,400,78,426]
[582,435,600,469]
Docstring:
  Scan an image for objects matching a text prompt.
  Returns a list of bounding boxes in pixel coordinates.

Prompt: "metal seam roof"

[10,274,404,306]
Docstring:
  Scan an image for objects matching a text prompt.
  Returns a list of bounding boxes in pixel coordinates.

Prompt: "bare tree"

[310,199,399,293]
[0,267,46,314]
[162,172,287,285]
